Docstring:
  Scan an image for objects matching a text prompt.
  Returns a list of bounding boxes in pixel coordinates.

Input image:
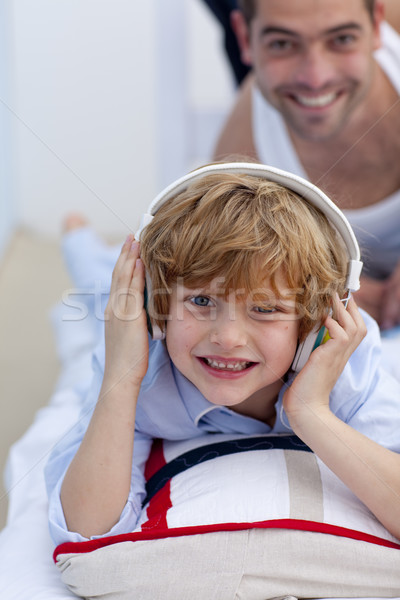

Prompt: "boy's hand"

[103,236,149,389]
[61,236,149,538]
[283,295,367,429]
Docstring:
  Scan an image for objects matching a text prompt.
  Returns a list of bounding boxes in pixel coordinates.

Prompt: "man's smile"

[291,90,341,108]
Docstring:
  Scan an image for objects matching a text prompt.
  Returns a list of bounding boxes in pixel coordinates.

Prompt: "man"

[214,0,400,330]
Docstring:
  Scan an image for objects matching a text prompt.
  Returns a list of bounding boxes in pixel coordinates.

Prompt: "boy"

[46,163,400,598]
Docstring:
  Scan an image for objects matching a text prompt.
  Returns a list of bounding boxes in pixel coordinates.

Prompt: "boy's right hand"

[61,236,149,538]
[103,235,149,390]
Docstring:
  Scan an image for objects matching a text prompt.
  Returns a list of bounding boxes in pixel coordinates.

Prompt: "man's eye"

[267,39,295,53]
[190,296,212,307]
[332,33,357,48]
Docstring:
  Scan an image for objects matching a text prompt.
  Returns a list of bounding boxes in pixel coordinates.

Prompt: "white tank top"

[252,23,400,279]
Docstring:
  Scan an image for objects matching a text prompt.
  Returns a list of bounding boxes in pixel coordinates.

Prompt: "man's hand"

[381,259,400,330]
[353,275,385,324]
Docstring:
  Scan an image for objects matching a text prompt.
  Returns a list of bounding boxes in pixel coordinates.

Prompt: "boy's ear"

[230,10,253,66]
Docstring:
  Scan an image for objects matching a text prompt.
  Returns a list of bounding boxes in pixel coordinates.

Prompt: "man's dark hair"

[238,0,376,24]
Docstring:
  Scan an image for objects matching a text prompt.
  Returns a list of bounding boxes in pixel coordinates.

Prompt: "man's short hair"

[140,170,348,340]
[237,0,375,24]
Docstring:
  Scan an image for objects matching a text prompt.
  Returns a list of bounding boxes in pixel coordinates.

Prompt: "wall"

[0,0,16,258]
[1,0,235,242]
[10,0,158,239]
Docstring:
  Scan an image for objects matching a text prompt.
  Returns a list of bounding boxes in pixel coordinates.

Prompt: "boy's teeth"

[205,358,250,371]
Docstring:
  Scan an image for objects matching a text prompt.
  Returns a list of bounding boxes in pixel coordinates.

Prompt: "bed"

[1,241,400,599]
[2,386,400,599]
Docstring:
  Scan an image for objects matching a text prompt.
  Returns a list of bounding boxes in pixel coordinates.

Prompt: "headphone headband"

[137,162,363,291]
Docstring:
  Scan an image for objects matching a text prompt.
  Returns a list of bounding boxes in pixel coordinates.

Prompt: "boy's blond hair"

[140,172,348,341]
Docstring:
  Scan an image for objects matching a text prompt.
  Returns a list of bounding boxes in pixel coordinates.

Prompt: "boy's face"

[165,272,300,417]
[236,0,382,141]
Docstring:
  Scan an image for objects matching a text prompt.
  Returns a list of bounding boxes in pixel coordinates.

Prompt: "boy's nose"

[209,318,248,350]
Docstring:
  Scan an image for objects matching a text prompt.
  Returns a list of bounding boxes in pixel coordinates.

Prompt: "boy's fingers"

[112,240,140,289]
[325,294,365,350]
[335,294,367,348]
[125,259,146,315]
[346,295,367,333]
[107,238,143,316]
[130,258,145,291]
[110,235,135,284]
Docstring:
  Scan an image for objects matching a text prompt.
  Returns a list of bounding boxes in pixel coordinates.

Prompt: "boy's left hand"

[283,295,367,429]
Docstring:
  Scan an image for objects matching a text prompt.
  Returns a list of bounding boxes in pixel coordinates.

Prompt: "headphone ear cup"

[291,325,329,372]
[151,322,166,340]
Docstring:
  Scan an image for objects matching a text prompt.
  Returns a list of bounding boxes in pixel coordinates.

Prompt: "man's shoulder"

[213,73,257,161]
[383,1,400,35]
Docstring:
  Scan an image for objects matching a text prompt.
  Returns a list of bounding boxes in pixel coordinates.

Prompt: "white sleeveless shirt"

[252,23,400,279]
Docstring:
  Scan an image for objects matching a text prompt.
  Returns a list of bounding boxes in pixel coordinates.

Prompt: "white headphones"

[136,162,363,372]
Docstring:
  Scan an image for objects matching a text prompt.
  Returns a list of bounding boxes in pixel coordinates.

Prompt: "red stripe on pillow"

[53,519,400,562]
[141,479,172,531]
[144,439,166,481]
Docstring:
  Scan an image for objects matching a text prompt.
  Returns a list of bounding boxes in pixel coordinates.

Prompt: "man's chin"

[285,115,347,143]
[281,97,358,142]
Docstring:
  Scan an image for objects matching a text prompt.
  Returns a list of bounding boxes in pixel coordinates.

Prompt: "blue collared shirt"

[45,310,400,546]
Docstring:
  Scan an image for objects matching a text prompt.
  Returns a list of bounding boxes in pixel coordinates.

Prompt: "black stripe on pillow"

[143,435,311,506]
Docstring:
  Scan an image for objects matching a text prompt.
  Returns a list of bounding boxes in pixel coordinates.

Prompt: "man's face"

[240,0,382,141]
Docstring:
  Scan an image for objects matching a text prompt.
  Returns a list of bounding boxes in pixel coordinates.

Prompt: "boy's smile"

[199,356,257,375]
[165,275,300,421]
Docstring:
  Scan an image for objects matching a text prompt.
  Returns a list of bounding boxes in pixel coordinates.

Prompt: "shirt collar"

[172,364,224,425]
[172,363,284,434]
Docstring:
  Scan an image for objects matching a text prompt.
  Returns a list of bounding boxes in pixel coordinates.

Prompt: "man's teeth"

[296,92,337,107]
[204,358,251,371]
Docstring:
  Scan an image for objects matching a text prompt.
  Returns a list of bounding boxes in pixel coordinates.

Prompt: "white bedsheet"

[0,389,81,599]
[0,303,92,599]
[1,300,399,600]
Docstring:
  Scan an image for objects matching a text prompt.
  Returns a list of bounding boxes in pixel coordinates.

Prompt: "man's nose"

[294,45,335,89]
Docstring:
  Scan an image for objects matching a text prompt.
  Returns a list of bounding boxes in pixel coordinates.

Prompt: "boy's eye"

[190,295,213,307]
[253,305,277,314]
